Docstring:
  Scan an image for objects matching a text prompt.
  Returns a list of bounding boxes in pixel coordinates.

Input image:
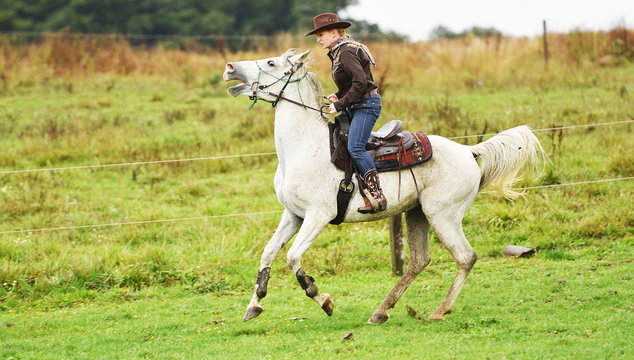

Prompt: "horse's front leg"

[286,212,334,316]
[243,210,302,321]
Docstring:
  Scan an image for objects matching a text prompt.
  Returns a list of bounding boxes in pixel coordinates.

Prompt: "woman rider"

[305,12,387,214]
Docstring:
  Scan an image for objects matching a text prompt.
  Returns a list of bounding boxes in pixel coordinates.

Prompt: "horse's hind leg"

[286,212,334,316]
[367,207,431,325]
[244,210,302,321]
[426,207,477,321]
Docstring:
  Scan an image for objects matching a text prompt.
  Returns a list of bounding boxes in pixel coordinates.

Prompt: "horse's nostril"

[226,63,235,73]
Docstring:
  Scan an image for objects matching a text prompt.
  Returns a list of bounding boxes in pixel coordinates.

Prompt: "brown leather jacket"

[328,42,378,111]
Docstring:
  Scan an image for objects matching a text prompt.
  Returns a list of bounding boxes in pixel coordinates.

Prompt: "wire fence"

[0,211,285,235]
[0,119,631,235]
[1,176,631,235]
[2,31,274,41]
[0,152,277,175]
[522,177,633,190]
[446,119,633,140]
[0,30,391,45]
[1,120,631,175]
[0,31,310,52]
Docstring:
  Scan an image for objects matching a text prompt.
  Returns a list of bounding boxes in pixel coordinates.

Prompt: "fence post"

[543,20,549,70]
[389,214,404,276]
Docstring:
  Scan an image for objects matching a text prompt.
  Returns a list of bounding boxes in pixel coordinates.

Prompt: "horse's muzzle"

[223,63,237,81]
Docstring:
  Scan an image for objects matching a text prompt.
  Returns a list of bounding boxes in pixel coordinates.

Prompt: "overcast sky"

[340,0,634,41]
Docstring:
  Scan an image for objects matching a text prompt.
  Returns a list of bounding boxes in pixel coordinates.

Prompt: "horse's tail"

[470,125,547,199]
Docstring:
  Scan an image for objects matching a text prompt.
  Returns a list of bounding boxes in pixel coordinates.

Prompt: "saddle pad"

[375,131,433,172]
[331,130,433,173]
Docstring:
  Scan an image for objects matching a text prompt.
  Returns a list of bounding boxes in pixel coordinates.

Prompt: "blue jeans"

[346,94,382,176]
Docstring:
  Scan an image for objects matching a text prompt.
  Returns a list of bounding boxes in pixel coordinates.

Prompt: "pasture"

[0,33,632,359]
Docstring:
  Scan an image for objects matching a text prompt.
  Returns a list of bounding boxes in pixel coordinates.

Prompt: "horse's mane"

[305,72,324,107]
[282,49,325,107]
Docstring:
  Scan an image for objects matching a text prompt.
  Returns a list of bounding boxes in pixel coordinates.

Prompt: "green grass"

[0,48,632,358]
[1,258,631,359]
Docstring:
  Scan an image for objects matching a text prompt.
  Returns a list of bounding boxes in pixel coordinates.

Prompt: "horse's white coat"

[224,50,545,323]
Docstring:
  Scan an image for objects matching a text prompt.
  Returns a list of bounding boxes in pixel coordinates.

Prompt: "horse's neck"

[273,77,330,161]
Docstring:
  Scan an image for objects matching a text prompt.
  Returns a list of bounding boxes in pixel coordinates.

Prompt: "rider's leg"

[347,94,386,213]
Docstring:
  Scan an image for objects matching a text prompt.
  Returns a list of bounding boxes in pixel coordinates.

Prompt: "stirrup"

[358,189,386,214]
[358,189,380,213]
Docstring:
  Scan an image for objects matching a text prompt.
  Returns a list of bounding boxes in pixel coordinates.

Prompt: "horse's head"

[223,49,311,101]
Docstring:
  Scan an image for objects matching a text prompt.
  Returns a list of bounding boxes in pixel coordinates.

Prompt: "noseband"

[249,59,329,118]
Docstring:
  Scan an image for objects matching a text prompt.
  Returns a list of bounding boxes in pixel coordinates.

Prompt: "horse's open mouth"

[227,83,251,97]
[224,64,251,97]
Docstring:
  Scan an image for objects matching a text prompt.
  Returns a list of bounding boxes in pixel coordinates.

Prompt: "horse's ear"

[290,49,311,64]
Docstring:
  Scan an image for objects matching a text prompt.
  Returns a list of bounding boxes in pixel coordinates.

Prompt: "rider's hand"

[327,93,338,103]
[328,103,337,114]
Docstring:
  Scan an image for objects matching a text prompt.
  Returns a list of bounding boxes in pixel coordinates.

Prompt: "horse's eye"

[267,60,275,67]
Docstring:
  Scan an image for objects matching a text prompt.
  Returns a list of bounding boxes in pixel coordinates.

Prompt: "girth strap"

[329,115,355,225]
[330,163,355,225]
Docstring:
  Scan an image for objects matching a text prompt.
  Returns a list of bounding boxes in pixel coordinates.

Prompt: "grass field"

[0,33,633,359]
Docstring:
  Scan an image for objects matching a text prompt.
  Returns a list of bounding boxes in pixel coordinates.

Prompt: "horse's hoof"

[243,307,263,322]
[367,312,389,325]
[427,313,445,321]
[321,294,334,316]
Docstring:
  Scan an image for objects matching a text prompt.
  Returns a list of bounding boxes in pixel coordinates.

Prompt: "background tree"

[0,0,362,36]
[429,25,503,40]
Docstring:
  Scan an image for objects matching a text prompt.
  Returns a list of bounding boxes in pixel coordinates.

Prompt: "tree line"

[429,25,503,40]
[0,1,506,43]
[0,0,405,39]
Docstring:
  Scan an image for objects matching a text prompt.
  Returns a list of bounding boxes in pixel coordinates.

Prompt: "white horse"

[223,49,544,324]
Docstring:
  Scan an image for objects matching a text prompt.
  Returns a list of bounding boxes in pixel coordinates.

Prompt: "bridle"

[248,59,329,119]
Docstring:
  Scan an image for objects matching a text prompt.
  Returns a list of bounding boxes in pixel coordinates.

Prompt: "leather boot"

[358,169,387,214]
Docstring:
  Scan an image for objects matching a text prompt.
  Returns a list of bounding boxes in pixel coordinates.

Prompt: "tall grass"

[1,28,632,88]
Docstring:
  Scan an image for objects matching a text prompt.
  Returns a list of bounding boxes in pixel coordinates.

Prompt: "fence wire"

[1,177,631,235]
[0,153,277,175]
[1,120,631,175]
[447,119,633,140]
[0,211,285,235]
[1,119,631,234]
[1,31,273,40]
[0,31,283,50]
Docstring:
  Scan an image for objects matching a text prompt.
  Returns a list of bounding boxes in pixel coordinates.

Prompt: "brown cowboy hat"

[304,13,351,36]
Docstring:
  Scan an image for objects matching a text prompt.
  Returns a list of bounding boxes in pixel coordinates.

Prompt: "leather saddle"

[327,111,433,225]
[366,120,414,158]
[329,112,431,173]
